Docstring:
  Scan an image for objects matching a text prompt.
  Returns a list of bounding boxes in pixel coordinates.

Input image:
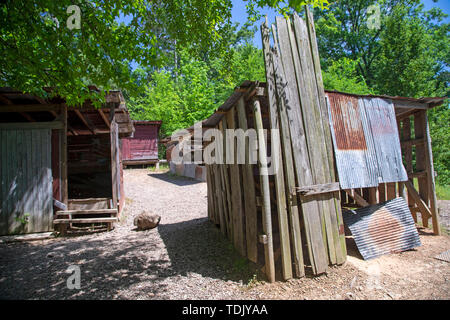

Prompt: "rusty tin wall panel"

[360,98,408,183]
[343,197,421,260]
[326,93,379,189]
[326,93,407,189]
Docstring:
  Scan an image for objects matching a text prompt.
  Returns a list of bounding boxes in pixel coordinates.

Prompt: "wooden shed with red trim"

[121,120,162,166]
[0,87,134,236]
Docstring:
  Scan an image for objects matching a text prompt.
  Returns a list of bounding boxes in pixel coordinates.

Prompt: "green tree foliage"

[314,0,449,185]
[127,26,265,138]
[322,58,373,94]
[0,0,233,105]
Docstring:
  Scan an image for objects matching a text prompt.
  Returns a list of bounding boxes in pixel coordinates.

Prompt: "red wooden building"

[121,120,162,166]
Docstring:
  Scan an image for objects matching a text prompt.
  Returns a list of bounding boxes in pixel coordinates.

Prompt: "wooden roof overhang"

[0,87,135,138]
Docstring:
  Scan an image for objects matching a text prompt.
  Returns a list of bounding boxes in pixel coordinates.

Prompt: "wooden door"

[0,128,53,235]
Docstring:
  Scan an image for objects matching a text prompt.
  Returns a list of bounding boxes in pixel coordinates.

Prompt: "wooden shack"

[121,120,161,167]
[200,11,446,283]
[201,80,444,282]
[0,87,134,235]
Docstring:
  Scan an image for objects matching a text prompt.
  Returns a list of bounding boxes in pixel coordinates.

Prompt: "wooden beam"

[408,171,426,179]
[401,138,425,147]
[98,109,110,129]
[19,112,35,122]
[0,104,61,113]
[405,180,433,221]
[344,189,369,207]
[296,182,340,196]
[395,109,419,120]
[0,121,63,130]
[74,109,96,134]
[394,101,428,109]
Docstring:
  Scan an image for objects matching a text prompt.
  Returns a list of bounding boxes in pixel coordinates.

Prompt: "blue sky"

[230,0,450,48]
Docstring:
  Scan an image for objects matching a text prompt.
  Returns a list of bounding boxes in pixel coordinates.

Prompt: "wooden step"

[55,209,118,216]
[54,217,118,224]
[69,198,111,203]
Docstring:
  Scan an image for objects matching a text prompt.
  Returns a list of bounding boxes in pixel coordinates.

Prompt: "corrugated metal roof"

[325,90,446,107]
[326,93,408,189]
[343,197,421,260]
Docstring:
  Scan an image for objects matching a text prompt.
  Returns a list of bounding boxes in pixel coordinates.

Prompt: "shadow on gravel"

[147,172,201,187]
[158,217,261,283]
[0,234,169,300]
[0,218,261,299]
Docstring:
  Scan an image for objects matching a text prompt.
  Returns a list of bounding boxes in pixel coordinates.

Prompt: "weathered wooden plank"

[53,217,118,224]
[414,111,429,227]
[296,182,340,196]
[271,17,328,275]
[226,107,246,257]
[291,14,339,265]
[253,98,275,283]
[218,120,231,238]
[236,98,258,263]
[263,40,293,279]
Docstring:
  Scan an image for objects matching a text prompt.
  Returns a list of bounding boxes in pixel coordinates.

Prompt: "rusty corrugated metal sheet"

[361,98,408,183]
[343,197,421,260]
[326,93,407,189]
[326,93,379,189]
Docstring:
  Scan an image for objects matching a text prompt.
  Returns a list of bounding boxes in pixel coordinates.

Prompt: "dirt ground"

[0,168,449,300]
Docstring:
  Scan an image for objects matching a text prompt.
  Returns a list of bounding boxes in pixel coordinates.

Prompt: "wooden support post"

[378,183,386,202]
[423,111,440,235]
[253,98,275,283]
[61,104,68,205]
[387,183,397,200]
[402,118,416,222]
[368,187,377,204]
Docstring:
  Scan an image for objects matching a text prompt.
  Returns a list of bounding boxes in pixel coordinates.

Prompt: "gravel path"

[0,168,449,300]
[0,169,257,299]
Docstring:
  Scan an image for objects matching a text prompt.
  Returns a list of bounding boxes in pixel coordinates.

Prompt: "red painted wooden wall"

[121,122,160,161]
